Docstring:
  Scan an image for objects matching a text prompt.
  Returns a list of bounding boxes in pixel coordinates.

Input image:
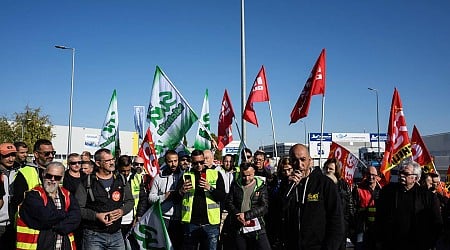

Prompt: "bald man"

[282,144,344,250]
[203,150,217,169]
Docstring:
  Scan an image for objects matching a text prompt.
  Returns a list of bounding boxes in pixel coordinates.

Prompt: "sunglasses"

[69,161,83,165]
[44,173,63,181]
[133,163,144,167]
[192,160,205,165]
[39,151,56,157]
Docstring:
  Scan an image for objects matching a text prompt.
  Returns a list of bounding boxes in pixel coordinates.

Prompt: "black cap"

[178,151,190,159]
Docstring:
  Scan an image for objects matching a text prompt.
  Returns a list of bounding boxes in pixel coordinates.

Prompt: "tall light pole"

[300,120,307,145]
[368,87,380,162]
[55,45,75,157]
[241,0,247,144]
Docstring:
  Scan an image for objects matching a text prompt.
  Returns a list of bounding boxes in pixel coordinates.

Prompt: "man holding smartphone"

[175,149,226,250]
[223,162,271,250]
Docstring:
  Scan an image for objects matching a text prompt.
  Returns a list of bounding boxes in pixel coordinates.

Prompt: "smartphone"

[201,172,206,180]
[184,175,191,182]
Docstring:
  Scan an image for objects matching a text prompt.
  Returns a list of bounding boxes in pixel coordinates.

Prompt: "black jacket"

[75,173,134,233]
[336,178,356,237]
[20,187,81,250]
[284,167,344,250]
[376,183,443,250]
[224,176,269,234]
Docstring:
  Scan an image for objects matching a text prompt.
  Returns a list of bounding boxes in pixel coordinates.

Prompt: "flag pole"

[234,117,250,162]
[240,0,247,145]
[319,95,325,168]
[233,117,247,149]
[267,100,278,166]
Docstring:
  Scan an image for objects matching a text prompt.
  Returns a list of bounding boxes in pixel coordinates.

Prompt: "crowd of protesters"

[1,139,450,250]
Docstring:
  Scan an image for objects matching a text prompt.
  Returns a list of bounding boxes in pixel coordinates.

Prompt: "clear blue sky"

[1,0,449,151]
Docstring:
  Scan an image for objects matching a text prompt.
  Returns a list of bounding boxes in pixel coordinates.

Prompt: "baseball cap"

[0,143,17,155]
[178,151,190,159]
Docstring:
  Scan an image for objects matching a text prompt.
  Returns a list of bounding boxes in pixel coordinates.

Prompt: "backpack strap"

[86,174,95,202]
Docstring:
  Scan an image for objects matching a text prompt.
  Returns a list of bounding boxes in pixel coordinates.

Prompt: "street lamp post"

[368,87,380,162]
[55,45,75,158]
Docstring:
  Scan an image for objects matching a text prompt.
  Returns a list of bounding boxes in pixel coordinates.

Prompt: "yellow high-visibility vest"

[181,169,220,225]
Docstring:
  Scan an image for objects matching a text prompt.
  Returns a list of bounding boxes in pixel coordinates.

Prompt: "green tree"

[0,117,14,143]
[0,106,53,153]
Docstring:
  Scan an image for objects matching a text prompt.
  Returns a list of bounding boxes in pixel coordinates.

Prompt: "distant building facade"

[51,125,139,162]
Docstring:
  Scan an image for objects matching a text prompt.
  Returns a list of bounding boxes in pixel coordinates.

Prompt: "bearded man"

[16,162,81,249]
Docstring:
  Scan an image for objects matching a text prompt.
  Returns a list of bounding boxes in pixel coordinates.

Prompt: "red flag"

[380,88,412,182]
[243,65,270,126]
[138,128,160,178]
[328,142,359,187]
[411,125,436,173]
[290,49,326,124]
[217,90,235,150]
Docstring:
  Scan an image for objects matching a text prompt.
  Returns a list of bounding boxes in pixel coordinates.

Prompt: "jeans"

[235,231,271,250]
[183,223,219,250]
[83,229,125,250]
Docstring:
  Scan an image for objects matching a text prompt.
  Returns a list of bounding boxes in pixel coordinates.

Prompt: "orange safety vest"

[16,186,76,250]
[357,187,377,223]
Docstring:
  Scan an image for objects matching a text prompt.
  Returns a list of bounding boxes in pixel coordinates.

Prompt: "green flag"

[99,89,120,156]
[131,200,173,250]
[147,66,198,157]
[194,89,211,150]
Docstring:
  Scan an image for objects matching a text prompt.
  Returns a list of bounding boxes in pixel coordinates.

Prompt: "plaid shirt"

[53,192,63,250]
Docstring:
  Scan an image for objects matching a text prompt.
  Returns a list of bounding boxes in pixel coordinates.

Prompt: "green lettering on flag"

[99,89,120,156]
[132,200,173,250]
[147,66,198,157]
[194,89,211,150]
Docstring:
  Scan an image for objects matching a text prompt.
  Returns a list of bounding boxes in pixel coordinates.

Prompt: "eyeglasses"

[44,173,63,181]
[101,158,114,163]
[254,158,264,162]
[192,160,205,165]
[39,151,56,157]
[133,162,144,167]
[180,158,190,162]
[69,161,83,165]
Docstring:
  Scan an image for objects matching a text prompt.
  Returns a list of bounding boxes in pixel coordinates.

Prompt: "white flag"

[99,89,120,156]
[147,66,198,157]
[194,89,211,150]
[132,200,173,250]
[133,106,146,140]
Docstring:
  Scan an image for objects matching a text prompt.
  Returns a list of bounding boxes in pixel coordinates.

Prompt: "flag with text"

[290,49,326,124]
[328,141,362,187]
[194,89,211,150]
[217,89,235,150]
[411,125,436,173]
[243,65,270,127]
[99,89,120,157]
[138,128,160,178]
[132,200,173,250]
[380,88,412,181]
[147,66,198,157]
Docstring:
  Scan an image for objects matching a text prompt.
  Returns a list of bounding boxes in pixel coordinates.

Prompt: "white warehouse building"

[51,125,139,162]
